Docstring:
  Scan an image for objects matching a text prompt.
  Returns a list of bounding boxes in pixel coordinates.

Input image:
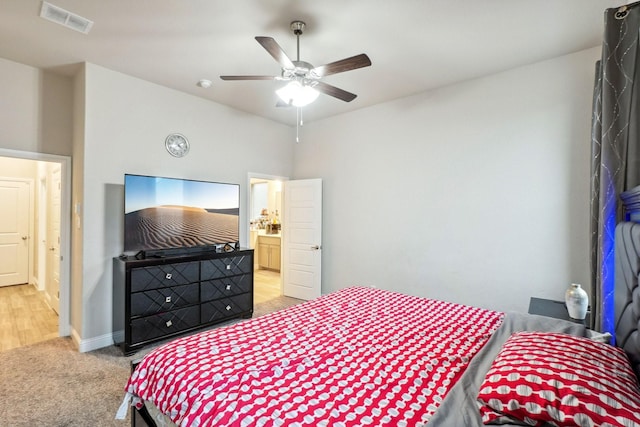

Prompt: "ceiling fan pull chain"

[296,108,300,143]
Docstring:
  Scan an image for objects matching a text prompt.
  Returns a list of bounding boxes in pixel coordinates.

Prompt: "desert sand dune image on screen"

[125,205,238,251]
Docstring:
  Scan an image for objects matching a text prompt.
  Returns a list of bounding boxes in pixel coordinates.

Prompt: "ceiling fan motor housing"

[283,60,315,78]
[290,21,305,35]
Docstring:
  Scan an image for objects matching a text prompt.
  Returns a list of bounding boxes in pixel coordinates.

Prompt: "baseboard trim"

[70,327,81,349]
[113,330,124,344]
[71,329,116,353]
[42,290,53,308]
[33,277,45,292]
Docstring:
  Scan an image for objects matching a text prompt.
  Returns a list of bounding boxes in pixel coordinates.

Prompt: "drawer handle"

[166,320,173,327]
[165,296,172,303]
[226,305,231,311]
[165,273,172,280]
[226,284,231,291]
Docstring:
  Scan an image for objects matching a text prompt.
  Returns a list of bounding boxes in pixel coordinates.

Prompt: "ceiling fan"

[220,20,372,108]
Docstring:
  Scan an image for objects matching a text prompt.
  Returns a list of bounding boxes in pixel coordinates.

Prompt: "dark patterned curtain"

[591,2,640,335]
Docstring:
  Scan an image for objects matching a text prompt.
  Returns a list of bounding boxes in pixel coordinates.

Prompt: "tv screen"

[124,174,240,254]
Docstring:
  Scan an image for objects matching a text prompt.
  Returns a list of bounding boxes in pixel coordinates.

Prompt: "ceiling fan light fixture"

[276,81,319,107]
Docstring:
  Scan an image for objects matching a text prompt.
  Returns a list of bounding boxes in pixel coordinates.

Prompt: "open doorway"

[249,175,285,304]
[0,152,70,351]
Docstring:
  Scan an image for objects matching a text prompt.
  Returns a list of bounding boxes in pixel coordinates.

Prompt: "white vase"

[565,283,588,320]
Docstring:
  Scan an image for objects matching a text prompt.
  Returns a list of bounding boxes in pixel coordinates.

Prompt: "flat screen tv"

[124,174,239,254]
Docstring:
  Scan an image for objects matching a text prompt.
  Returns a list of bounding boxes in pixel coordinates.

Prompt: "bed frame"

[131,403,153,427]
[615,185,640,379]
[130,358,154,427]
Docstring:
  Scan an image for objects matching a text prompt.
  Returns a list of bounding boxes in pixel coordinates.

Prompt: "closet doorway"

[248,174,286,305]
[0,154,68,351]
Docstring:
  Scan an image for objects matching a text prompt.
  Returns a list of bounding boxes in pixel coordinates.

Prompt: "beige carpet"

[0,295,302,426]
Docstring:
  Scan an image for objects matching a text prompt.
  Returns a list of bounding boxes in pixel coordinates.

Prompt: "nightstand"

[528,297,590,326]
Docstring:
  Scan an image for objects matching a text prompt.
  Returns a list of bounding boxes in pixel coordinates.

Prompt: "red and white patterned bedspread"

[125,287,503,426]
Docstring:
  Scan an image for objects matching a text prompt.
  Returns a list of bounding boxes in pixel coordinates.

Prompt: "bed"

[118,270,640,426]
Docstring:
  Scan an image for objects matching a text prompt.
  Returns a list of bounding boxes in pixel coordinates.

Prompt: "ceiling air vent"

[39,1,93,34]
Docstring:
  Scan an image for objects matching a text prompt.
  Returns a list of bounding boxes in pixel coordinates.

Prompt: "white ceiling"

[0,0,624,126]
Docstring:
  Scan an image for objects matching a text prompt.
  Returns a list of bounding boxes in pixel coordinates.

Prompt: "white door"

[282,179,322,300]
[0,180,30,287]
[46,165,61,313]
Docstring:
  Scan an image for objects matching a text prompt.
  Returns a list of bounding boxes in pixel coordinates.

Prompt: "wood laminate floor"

[254,269,282,304]
[0,284,58,352]
[0,271,279,352]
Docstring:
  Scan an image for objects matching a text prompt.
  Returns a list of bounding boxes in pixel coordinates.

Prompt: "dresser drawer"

[131,306,200,344]
[200,274,252,302]
[130,261,199,292]
[131,283,199,317]
[201,293,252,323]
[201,255,252,280]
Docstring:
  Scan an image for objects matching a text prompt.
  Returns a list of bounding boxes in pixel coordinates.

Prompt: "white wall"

[78,64,293,348]
[0,45,601,348]
[0,57,72,156]
[294,47,600,313]
[71,65,86,339]
[0,57,294,350]
[0,58,74,337]
[0,156,37,177]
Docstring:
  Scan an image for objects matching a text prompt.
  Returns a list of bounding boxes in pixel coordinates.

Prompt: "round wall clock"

[165,133,190,157]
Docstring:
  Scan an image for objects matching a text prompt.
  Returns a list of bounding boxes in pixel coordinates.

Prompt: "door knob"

[311,245,321,250]
[49,247,55,251]
[22,236,27,240]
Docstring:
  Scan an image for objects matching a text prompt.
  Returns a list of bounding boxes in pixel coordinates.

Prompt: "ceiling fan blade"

[314,81,357,102]
[220,75,277,81]
[255,36,295,70]
[311,54,371,77]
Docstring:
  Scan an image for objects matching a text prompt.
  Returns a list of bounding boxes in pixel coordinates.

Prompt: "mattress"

[122,286,504,426]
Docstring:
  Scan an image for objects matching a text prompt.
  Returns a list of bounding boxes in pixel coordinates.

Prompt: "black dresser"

[113,249,253,355]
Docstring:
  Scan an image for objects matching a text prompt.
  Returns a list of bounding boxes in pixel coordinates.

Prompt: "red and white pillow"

[477,331,640,426]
